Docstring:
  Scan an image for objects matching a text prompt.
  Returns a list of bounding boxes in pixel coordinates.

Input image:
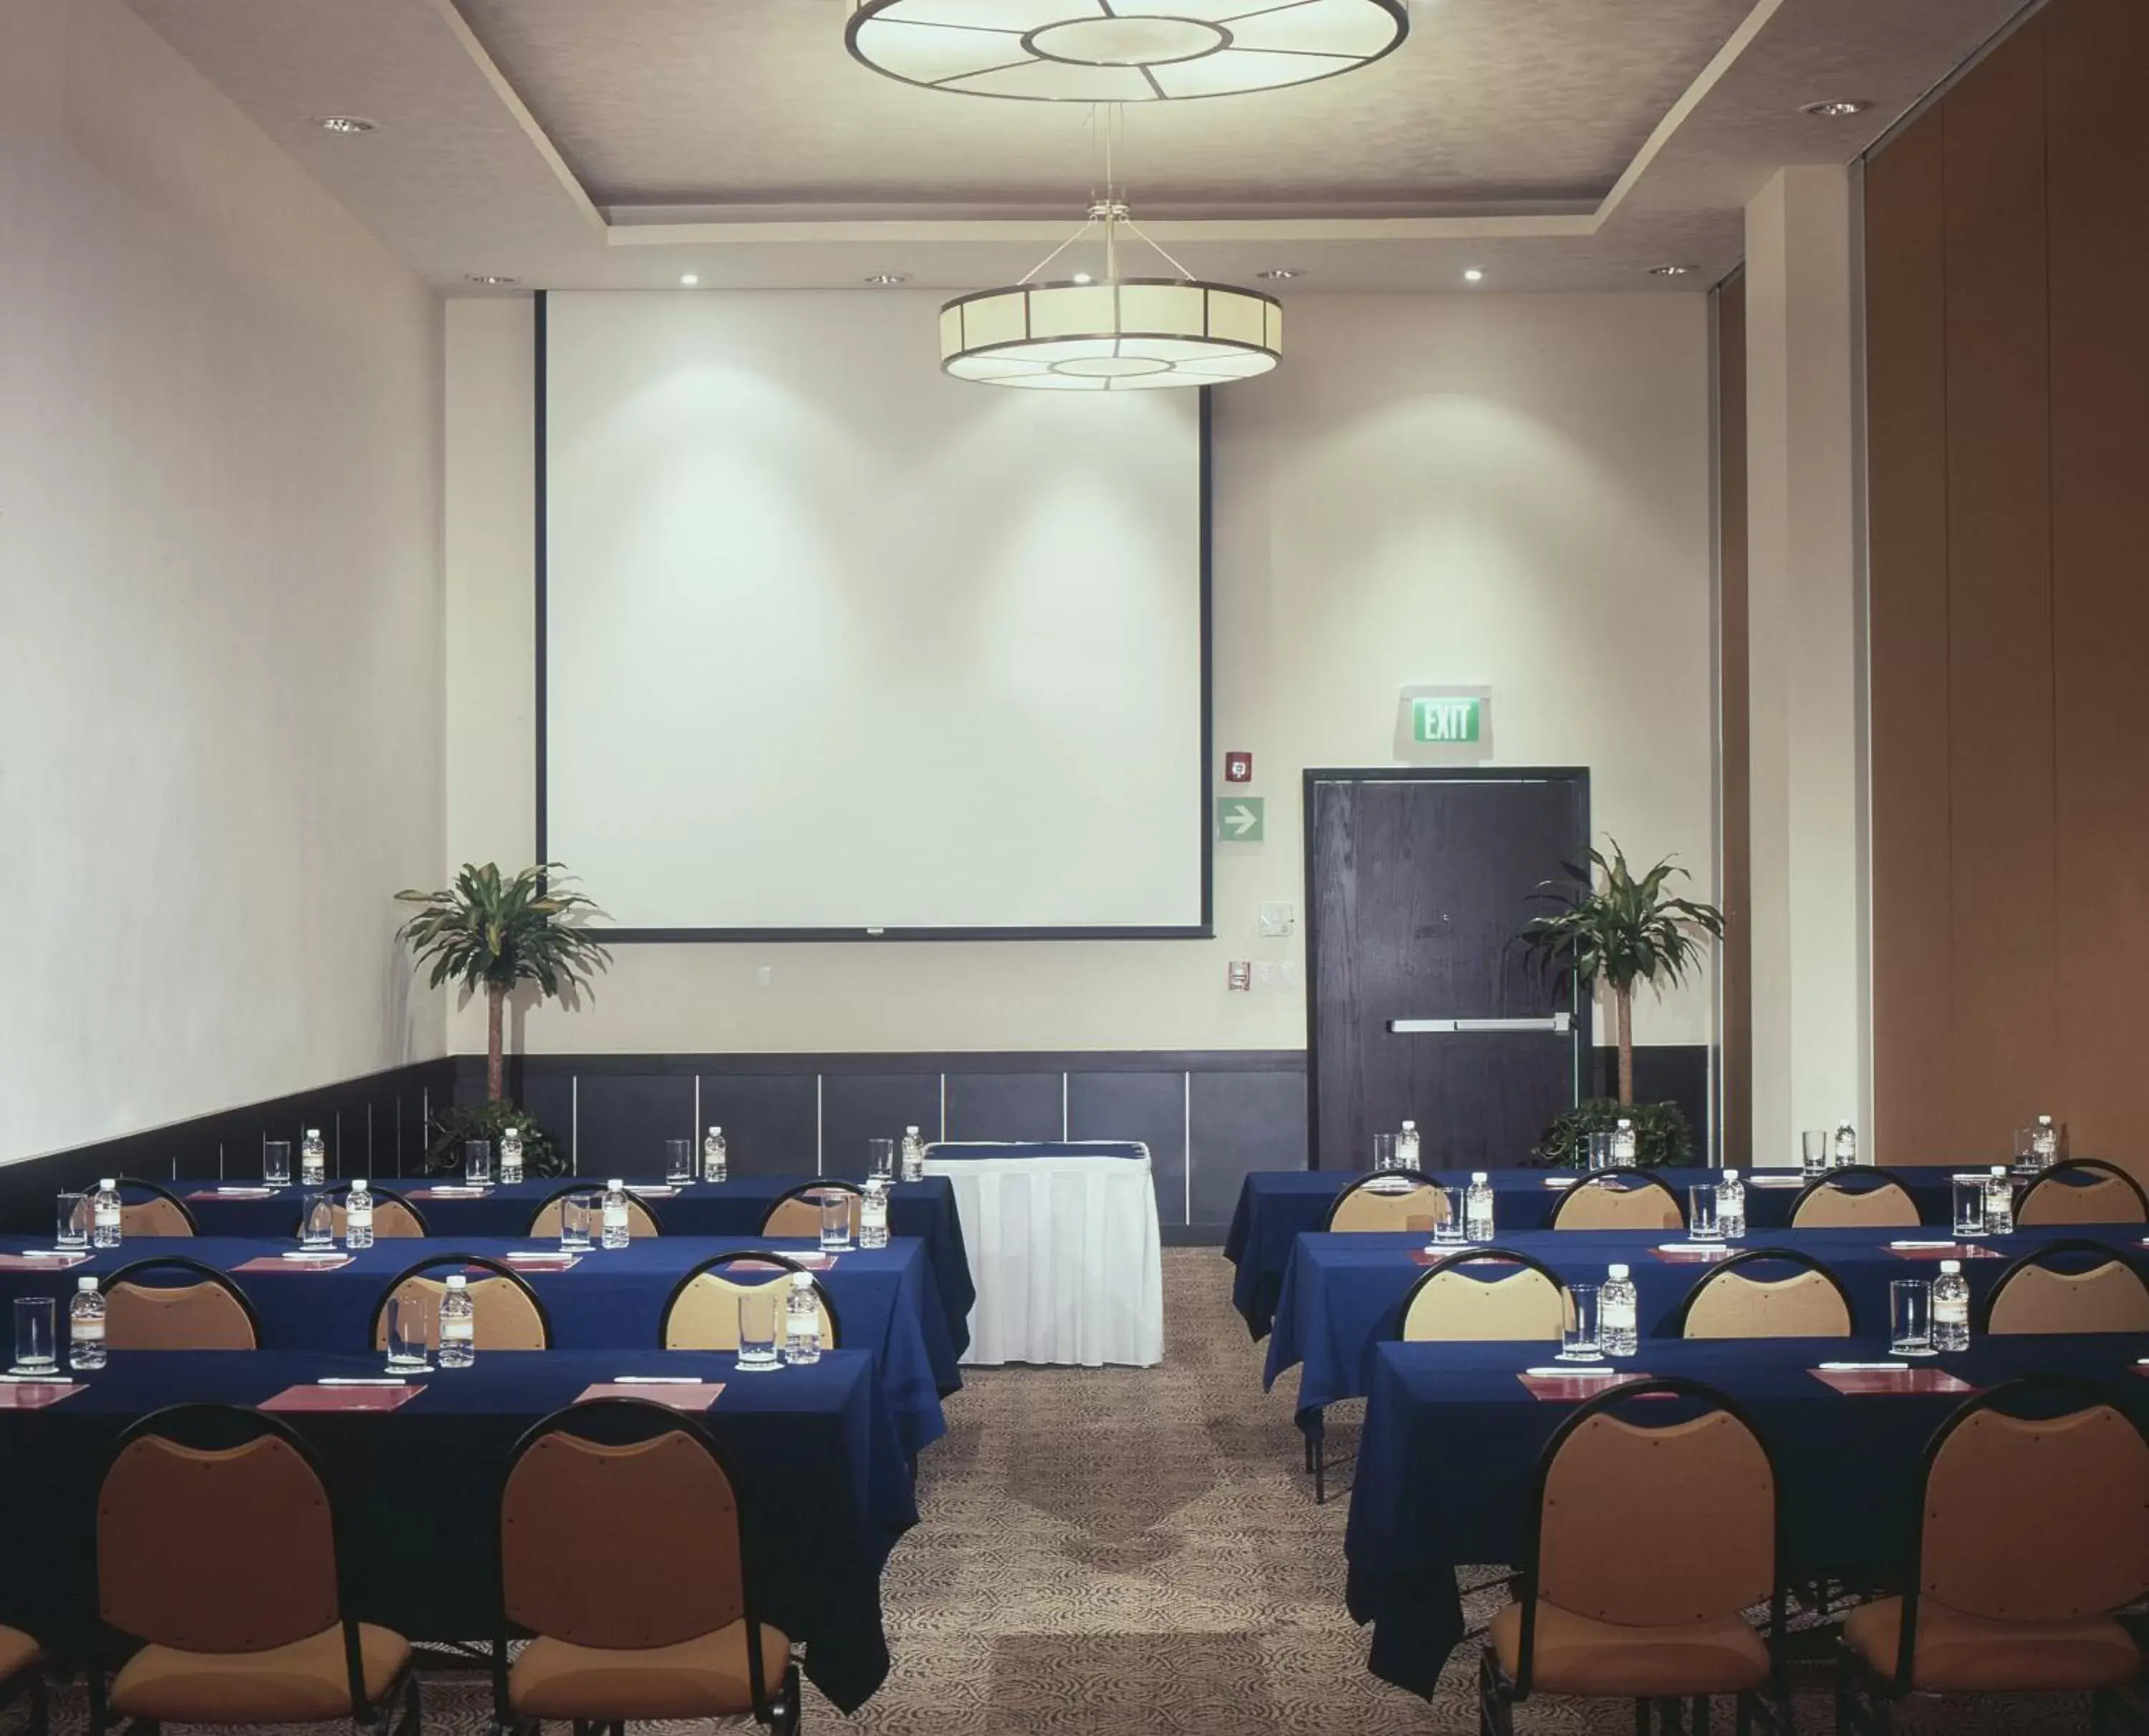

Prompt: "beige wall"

[0,0,447,1164]
[445,291,1715,1058]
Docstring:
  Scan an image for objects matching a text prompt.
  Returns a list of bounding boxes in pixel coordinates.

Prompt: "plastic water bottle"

[1933,1258,1970,1352]
[783,1271,822,1365]
[2031,1114,2059,1169]
[860,1178,890,1250]
[1718,1170,1746,1241]
[438,1274,475,1367]
[1465,1172,1495,1243]
[900,1125,926,1182]
[91,1178,122,1250]
[1985,1167,2016,1235]
[69,1276,107,1371]
[1396,1120,1421,1171]
[703,1125,727,1184]
[301,1192,336,1250]
[301,1127,327,1187]
[1610,1118,1638,1166]
[1601,1263,1639,1358]
[499,1128,524,1187]
[1834,1120,1859,1166]
[345,1179,373,1250]
[601,1179,631,1249]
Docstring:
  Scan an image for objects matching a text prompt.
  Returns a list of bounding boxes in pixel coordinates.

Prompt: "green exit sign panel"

[1413,696,1481,743]
[1216,797,1264,842]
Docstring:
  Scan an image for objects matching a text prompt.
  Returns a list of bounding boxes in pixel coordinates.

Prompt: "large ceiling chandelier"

[941,191,1280,390]
[847,0,1408,103]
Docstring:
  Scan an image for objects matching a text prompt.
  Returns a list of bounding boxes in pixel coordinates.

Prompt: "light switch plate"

[1258,902,1296,937]
[754,965,774,988]
[1254,960,1278,989]
[1279,959,1301,990]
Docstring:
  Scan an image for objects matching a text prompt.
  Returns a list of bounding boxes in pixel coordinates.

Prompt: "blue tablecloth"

[0,1236,956,1456]
[926,1142,1148,1159]
[1227,1168,1984,1337]
[0,1347,912,1710]
[1264,1224,2148,1417]
[178,1176,976,1359]
[1345,1332,2149,1697]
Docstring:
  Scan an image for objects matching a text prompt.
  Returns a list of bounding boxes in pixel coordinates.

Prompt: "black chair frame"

[1787,1167,1921,1228]
[489,1397,798,1736]
[1481,1376,1792,1736]
[658,1251,843,1351]
[87,1402,419,1736]
[1668,1245,1858,1337]
[288,1182,429,1240]
[97,1258,264,1345]
[1319,1172,1442,1232]
[365,1254,554,1351]
[1974,1237,2142,1334]
[525,1184,666,1238]
[1834,1374,2149,1734]
[1546,1167,1685,1230]
[2017,1159,2149,1223]
[112,1179,200,1235]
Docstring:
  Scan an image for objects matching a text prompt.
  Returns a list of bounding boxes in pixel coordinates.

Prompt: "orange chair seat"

[509,1624,791,1720]
[110,1621,409,1722]
[0,1627,44,1684]
[1844,1596,2140,1692]
[1490,1599,1769,1697]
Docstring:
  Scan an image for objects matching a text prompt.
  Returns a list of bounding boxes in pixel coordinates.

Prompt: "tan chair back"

[1553,1177,1681,1233]
[372,1275,547,1350]
[1329,1180,1443,1234]
[529,1193,660,1238]
[1403,1266,1563,1341]
[1540,1409,1774,1626]
[99,1433,338,1651]
[2019,1175,2149,1228]
[1791,1180,1920,1230]
[1682,1269,1852,1339]
[1923,1405,2149,1621]
[664,1268,835,1351]
[331,1199,425,1240]
[105,1281,257,1350]
[501,1429,744,1646]
[1986,1260,2149,1335]
[761,1188,861,1240]
[120,1198,194,1238]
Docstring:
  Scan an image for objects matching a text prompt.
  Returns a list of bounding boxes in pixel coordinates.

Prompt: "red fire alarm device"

[1224,751,1253,783]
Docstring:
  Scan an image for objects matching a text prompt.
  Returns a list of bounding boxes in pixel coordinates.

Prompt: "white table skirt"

[923,1148,1164,1368]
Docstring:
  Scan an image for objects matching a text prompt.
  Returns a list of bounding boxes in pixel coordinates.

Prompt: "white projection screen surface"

[541,291,1208,937]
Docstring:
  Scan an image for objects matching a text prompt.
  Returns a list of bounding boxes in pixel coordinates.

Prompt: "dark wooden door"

[1304,768,1590,1170]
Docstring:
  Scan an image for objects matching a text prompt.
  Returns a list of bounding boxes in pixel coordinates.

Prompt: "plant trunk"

[1615,988,1634,1106]
[486,983,506,1104]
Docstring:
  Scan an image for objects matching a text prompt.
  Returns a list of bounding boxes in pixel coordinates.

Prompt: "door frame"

[1300,766,1594,1170]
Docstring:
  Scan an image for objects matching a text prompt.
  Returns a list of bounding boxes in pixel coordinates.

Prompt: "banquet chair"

[90,1404,418,1736]
[1836,1374,2149,1732]
[1480,1377,1790,1736]
[1789,1168,1921,1230]
[1675,1248,1855,1339]
[101,1259,260,1350]
[116,1178,199,1238]
[527,1185,660,1240]
[1547,1168,1683,1233]
[2016,1160,2149,1228]
[1398,1248,1566,1342]
[661,1252,840,1351]
[292,1183,428,1241]
[761,1181,863,1241]
[1324,1175,1446,1235]
[368,1255,552,1351]
[491,1399,797,1735]
[1979,1240,2149,1335]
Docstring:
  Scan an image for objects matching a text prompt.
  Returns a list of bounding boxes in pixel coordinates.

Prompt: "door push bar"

[1385,1013,1574,1034]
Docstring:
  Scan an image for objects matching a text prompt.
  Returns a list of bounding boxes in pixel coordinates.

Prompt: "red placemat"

[0,1253,91,1272]
[1885,1243,2003,1261]
[1745,1175,1807,1188]
[577,1381,723,1412]
[187,1187,277,1200]
[405,1186,489,1200]
[627,1185,681,1199]
[1518,1369,1653,1402]
[1406,1247,1488,1266]
[1650,1244,1735,1264]
[1810,1366,1975,1396]
[234,1254,354,1274]
[499,1253,582,1273]
[0,1381,82,1409]
[260,1384,423,1413]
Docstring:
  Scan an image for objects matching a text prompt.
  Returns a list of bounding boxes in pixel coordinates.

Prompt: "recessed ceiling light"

[1463,269,1484,283]
[1648,264,1695,278]
[1070,272,1093,285]
[679,274,700,286]
[465,274,519,286]
[314,115,376,135]
[1800,98,1870,117]
[1256,268,1302,281]
[863,273,909,286]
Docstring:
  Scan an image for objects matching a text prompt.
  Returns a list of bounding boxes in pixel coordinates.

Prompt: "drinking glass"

[263,1141,292,1187]
[1688,1185,1721,1243]
[55,1193,90,1252]
[1952,1176,1989,1238]
[385,1296,432,1373]
[9,1299,55,1377]
[1585,1132,1615,1172]
[1801,1129,1832,1178]
[1372,1133,1398,1174]
[1560,1285,1601,1361]
[1889,1279,1936,1357]
[867,1138,896,1182]
[463,1139,492,1187]
[819,1190,852,1253]
[1431,1187,1467,1245]
[664,1139,694,1186]
[299,1192,335,1250]
[559,1191,597,1253]
[736,1290,780,1371]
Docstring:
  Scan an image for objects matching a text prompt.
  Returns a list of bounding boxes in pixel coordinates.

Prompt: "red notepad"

[499,1253,582,1273]
[732,1253,839,1273]
[577,1382,723,1412]
[1885,1243,2003,1261]
[260,1384,423,1413]
[1518,1370,1653,1402]
[1408,1248,1499,1267]
[1809,1366,1975,1396]
[0,1382,82,1409]
[0,1253,90,1272]
[187,1188,277,1200]
[234,1254,354,1274]
[1649,1245,1735,1264]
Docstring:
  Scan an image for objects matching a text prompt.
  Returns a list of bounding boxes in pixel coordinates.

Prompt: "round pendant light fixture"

[847,0,1408,102]
[941,195,1280,390]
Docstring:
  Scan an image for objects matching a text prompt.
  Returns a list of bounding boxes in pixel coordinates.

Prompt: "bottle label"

[72,1318,105,1342]
[1934,1297,1967,1326]
[603,1206,628,1228]
[441,1318,473,1343]
[94,1205,119,1228]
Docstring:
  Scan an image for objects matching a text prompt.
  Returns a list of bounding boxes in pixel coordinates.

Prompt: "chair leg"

[1306,1410,1327,1505]
[1476,1646,1514,1736]
[1691,1694,1710,1735]
[1633,1702,1650,1736]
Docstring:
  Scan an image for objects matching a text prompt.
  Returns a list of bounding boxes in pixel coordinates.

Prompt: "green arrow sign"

[1216,796,1264,842]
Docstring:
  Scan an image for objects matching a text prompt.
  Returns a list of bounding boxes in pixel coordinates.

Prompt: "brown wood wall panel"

[1716,274,1751,1166]
[1862,122,1955,1163]
[2045,0,2149,1184]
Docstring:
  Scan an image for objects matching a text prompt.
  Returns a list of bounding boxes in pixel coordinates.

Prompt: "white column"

[1744,165,1867,1166]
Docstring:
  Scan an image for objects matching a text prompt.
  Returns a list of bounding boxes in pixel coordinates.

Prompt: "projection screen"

[539,290,1209,937]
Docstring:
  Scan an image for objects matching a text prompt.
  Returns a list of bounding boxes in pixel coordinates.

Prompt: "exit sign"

[1412,695,1481,743]
[1393,684,1493,763]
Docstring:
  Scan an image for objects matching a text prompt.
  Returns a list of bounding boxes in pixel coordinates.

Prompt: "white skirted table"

[923,1142,1165,1368]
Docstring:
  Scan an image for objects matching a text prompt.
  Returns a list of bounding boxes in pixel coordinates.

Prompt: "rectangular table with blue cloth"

[0,1348,913,1711]
[926,1142,1149,1159]
[177,1176,976,1358]
[1227,1167,1982,1337]
[1264,1224,2149,1418]
[1345,1332,2149,1697]
[0,1236,956,1456]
